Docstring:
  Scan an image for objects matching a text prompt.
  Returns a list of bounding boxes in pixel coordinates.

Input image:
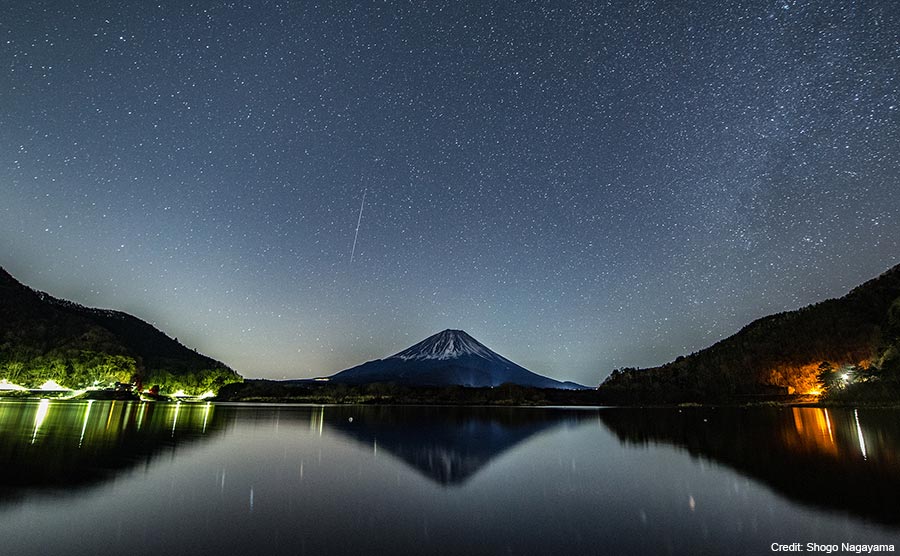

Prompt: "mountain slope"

[599,264,900,402]
[0,267,241,393]
[328,329,586,390]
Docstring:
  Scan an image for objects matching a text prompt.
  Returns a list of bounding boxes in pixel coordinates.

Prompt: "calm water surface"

[0,400,897,555]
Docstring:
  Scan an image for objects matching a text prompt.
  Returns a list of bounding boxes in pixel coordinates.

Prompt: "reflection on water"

[0,399,224,500]
[1,401,898,556]
[321,405,587,484]
[600,406,900,524]
[787,407,838,456]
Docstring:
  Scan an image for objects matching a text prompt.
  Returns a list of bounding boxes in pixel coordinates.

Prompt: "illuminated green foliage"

[143,367,242,396]
[0,350,241,395]
[0,351,134,389]
[1,268,243,394]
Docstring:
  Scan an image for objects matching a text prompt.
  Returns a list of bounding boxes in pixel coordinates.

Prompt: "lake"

[0,400,897,555]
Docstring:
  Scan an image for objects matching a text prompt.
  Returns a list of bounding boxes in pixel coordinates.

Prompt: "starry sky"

[2,1,899,385]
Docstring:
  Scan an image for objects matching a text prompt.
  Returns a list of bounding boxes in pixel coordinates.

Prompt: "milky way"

[2,1,898,384]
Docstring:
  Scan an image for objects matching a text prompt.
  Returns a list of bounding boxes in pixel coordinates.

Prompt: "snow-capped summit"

[392,329,508,362]
[327,329,587,390]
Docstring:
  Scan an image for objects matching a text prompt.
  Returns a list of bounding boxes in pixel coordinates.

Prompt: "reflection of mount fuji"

[323,406,590,485]
[600,407,900,526]
[0,400,228,504]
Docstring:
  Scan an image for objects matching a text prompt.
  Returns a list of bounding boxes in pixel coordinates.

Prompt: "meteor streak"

[350,189,366,263]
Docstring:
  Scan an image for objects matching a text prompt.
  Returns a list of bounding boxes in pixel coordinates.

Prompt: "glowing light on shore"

[0,380,27,391]
[39,380,70,391]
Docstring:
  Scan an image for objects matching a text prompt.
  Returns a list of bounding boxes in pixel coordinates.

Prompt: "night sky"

[2,1,898,385]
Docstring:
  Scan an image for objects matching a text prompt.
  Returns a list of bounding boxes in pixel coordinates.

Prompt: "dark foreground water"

[0,400,897,555]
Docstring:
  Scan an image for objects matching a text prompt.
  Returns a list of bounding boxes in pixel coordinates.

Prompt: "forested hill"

[0,267,241,394]
[599,264,900,403]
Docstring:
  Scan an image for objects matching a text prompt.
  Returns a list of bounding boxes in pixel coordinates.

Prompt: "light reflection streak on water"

[309,405,325,436]
[79,400,93,448]
[106,401,116,429]
[202,403,211,434]
[790,407,838,455]
[823,408,834,444]
[854,409,867,460]
[31,399,50,444]
[137,402,146,431]
[172,402,181,437]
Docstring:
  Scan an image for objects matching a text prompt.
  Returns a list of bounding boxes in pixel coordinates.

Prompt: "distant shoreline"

[207,380,900,407]
[5,381,898,408]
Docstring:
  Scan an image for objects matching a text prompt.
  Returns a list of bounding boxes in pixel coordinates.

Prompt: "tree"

[4,361,24,382]
[817,361,840,394]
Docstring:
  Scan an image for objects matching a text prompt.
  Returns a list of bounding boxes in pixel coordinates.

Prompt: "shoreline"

[4,389,898,409]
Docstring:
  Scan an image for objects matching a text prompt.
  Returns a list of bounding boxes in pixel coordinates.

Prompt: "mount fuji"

[326,329,587,390]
